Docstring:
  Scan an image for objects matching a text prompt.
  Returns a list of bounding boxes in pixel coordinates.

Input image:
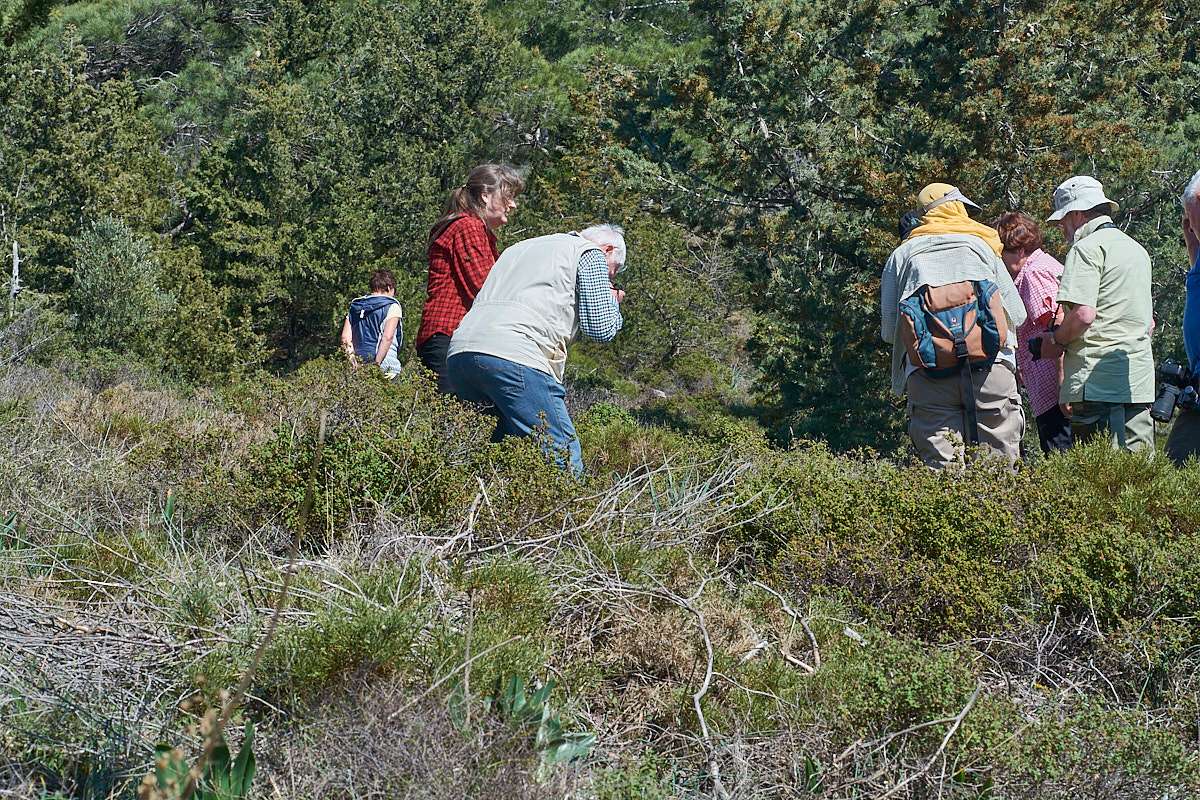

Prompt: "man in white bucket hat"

[1039,176,1155,452]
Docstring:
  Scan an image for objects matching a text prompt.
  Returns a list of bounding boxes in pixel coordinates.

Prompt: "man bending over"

[447,224,627,476]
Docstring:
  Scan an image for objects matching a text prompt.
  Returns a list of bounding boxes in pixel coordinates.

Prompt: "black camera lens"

[1152,384,1182,423]
[1160,360,1187,382]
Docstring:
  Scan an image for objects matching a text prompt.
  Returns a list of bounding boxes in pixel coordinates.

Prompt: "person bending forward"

[994,212,1071,455]
[446,224,627,476]
[1039,176,1155,452]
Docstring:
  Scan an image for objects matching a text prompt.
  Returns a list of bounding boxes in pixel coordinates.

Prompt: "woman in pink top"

[994,212,1073,454]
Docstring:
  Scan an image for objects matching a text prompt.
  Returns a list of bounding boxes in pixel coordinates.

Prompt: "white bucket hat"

[1047,175,1119,222]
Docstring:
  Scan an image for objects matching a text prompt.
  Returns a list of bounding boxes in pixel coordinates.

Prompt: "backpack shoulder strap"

[961,365,980,446]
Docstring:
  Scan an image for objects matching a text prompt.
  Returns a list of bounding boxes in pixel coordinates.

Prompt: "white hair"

[578,223,627,271]
[1184,169,1200,208]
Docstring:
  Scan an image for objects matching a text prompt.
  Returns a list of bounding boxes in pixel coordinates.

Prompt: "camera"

[1027,320,1060,362]
[1150,360,1198,423]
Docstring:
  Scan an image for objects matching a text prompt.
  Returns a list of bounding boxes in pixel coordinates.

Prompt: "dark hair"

[428,163,525,242]
[369,269,396,293]
[898,210,923,240]
[992,211,1044,254]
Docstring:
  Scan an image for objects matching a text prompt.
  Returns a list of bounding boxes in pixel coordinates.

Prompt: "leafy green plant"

[139,720,256,800]
[68,217,175,361]
[0,512,23,549]
[486,676,595,770]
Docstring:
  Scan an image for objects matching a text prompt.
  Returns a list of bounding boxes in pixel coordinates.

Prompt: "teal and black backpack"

[897,280,1008,443]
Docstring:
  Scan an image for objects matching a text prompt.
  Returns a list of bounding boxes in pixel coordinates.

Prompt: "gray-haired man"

[447,224,627,476]
[1039,176,1155,452]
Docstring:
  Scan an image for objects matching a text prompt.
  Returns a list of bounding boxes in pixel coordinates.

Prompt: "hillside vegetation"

[2,340,1200,797]
[3,0,1200,798]
[3,0,1197,446]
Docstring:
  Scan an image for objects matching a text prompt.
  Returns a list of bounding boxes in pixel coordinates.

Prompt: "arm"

[880,253,898,343]
[340,317,356,362]
[448,219,498,304]
[1042,247,1100,358]
[1045,304,1081,417]
[1185,209,1199,267]
[991,252,1027,328]
[375,316,400,365]
[576,249,623,343]
[1052,303,1097,346]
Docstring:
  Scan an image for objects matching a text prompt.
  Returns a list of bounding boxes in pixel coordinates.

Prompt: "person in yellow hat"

[881,182,1027,468]
[906,183,1005,257]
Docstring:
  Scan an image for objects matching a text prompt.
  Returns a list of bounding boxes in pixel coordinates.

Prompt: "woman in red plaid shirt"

[994,212,1072,455]
[416,164,525,392]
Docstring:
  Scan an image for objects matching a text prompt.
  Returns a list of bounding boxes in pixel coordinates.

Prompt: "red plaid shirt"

[1014,249,1065,416]
[416,214,499,348]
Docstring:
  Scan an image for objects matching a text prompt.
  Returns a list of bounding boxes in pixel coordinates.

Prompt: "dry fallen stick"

[877,684,981,800]
[752,580,821,673]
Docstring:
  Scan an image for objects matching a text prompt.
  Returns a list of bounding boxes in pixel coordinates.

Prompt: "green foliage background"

[1,0,1197,445]
[4,6,1200,796]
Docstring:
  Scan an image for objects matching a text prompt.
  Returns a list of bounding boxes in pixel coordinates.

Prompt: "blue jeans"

[447,352,583,476]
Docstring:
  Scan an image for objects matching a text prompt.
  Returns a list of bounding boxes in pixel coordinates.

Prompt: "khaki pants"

[1069,400,1153,453]
[906,365,1024,469]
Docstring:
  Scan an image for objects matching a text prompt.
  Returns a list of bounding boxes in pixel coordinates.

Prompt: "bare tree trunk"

[8,240,18,321]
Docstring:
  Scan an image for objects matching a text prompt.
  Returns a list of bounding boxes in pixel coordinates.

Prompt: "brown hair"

[993,211,1044,255]
[428,163,524,242]
[369,269,396,293]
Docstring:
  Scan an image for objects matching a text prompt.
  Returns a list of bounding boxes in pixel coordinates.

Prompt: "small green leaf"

[229,720,256,795]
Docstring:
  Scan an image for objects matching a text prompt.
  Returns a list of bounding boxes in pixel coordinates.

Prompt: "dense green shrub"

[67,217,175,361]
[734,446,1030,635]
[5,355,1200,797]
[204,363,483,539]
[4,0,1200,794]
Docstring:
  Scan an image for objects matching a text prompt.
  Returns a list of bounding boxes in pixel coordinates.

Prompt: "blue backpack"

[348,295,401,363]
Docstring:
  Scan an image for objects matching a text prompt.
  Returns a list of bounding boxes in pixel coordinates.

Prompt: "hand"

[1060,402,1072,419]
[612,287,626,304]
[1039,336,1065,360]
